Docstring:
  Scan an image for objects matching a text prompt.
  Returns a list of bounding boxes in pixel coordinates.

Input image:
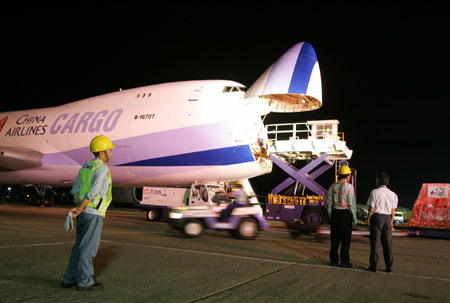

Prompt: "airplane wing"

[0,146,43,171]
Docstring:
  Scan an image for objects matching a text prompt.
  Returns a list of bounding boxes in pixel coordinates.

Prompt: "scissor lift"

[265,120,353,225]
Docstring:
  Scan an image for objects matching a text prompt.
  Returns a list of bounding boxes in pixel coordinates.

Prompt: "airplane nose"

[245,42,322,113]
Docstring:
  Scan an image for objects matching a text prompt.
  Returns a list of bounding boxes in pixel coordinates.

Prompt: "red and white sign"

[0,117,8,134]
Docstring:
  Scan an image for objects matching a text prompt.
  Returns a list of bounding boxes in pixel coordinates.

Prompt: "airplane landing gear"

[23,185,55,207]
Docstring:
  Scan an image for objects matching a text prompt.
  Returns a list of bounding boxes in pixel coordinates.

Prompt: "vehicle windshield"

[208,185,228,203]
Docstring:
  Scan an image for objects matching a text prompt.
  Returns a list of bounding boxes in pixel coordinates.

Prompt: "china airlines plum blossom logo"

[0,117,8,134]
[428,185,448,198]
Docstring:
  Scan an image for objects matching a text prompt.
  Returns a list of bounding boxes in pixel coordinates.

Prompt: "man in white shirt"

[366,172,398,273]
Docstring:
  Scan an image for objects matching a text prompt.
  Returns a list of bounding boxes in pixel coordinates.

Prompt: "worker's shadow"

[93,244,120,279]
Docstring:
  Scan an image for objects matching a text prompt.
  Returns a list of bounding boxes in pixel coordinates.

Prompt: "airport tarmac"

[1,203,449,302]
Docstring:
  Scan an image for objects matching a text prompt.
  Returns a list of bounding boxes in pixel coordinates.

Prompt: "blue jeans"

[63,212,103,287]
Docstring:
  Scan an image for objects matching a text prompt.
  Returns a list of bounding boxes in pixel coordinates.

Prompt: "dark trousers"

[330,209,352,265]
[369,213,394,271]
[219,203,245,221]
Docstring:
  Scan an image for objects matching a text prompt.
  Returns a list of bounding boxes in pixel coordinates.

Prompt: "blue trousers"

[63,212,103,287]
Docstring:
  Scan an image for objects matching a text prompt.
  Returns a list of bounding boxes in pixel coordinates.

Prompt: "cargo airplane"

[0,42,322,201]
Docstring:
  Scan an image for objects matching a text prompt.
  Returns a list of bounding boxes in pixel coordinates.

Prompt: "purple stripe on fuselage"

[42,121,253,166]
[118,145,254,166]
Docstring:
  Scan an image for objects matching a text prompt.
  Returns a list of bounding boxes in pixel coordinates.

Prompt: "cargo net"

[409,184,450,229]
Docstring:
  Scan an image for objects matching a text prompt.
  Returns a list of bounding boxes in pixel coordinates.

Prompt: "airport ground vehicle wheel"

[184,220,203,238]
[234,217,258,240]
[302,207,326,225]
[146,208,160,221]
[42,196,54,206]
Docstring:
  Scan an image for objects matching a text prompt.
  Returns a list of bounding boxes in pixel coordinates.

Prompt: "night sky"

[2,6,449,208]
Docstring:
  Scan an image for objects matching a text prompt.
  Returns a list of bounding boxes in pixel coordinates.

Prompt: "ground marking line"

[298,249,329,262]
[101,239,296,265]
[2,239,449,284]
[0,241,74,249]
[297,262,450,283]
[189,263,296,303]
[101,239,450,283]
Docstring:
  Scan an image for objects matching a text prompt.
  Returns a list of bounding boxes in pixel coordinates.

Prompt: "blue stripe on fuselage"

[118,145,255,166]
[288,42,317,94]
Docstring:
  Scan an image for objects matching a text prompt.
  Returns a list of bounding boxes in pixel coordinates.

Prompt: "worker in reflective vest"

[327,165,357,268]
[62,135,115,291]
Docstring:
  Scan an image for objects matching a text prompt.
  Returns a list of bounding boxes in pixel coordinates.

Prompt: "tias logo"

[0,117,8,134]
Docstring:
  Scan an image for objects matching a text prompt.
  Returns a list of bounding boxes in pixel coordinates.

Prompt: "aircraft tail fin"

[245,42,322,113]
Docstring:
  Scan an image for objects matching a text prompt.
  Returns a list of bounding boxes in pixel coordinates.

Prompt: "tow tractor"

[169,187,269,240]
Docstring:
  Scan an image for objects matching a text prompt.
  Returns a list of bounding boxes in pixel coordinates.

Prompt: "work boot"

[77,283,104,291]
[61,281,77,288]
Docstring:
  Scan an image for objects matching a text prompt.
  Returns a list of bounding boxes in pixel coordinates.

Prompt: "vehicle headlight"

[169,212,183,219]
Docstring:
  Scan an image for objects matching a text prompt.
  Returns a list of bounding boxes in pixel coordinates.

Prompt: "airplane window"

[136,93,152,99]
[223,86,247,93]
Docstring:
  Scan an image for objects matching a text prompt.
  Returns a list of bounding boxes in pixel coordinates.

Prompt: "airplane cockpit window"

[223,86,247,93]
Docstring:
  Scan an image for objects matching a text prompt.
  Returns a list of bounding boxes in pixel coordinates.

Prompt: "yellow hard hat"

[90,135,115,152]
[339,165,352,175]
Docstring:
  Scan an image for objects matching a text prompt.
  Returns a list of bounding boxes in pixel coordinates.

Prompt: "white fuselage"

[0,80,271,187]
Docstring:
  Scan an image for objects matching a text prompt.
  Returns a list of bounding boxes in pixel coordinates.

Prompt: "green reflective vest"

[79,159,112,218]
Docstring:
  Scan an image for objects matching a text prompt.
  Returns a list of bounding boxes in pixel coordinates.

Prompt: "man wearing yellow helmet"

[327,165,357,268]
[62,135,115,291]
